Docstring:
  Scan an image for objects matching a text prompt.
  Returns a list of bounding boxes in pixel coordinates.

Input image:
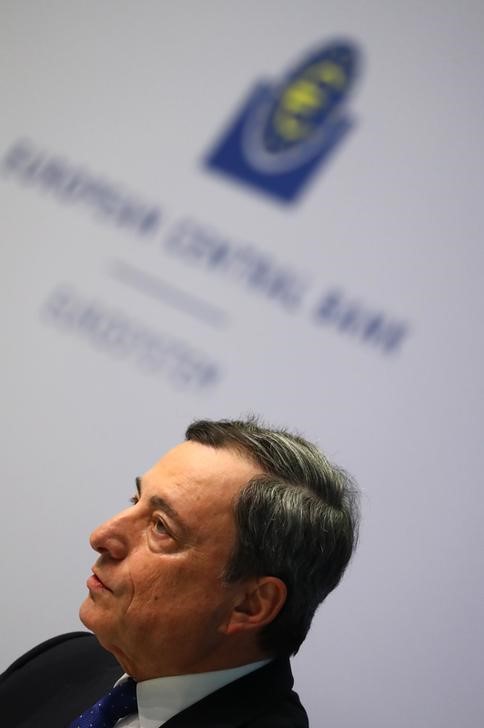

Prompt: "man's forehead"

[138,442,261,543]
[143,440,261,494]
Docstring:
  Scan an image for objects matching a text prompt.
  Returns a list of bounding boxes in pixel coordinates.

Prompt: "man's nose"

[89,508,133,560]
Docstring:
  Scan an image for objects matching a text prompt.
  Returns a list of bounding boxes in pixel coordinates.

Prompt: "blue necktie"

[68,677,138,728]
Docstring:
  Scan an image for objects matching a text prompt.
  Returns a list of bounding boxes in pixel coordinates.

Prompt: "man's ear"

[223,577,287,636]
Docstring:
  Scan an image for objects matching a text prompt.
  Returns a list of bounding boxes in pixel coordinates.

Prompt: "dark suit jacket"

[0,632,309,728]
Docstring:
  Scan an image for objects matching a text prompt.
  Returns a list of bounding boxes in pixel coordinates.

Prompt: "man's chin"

[79,596,121,645]
[79,594,102,632]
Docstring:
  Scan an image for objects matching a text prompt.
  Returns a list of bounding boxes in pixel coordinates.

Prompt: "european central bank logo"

[205,40,360,204]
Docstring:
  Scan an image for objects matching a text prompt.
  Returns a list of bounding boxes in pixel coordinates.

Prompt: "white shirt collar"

[115,659,271,728]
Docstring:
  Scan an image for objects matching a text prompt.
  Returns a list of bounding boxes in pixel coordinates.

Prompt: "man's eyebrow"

[135,476,142,496]
[135,476,189,537]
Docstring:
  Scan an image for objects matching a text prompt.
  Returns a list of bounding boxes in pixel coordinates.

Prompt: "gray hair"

[185,417,360,656]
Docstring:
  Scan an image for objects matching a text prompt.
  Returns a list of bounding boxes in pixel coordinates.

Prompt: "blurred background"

[1,2,483,726]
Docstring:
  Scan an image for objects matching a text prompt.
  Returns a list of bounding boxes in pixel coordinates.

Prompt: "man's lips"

[87,570,112,592]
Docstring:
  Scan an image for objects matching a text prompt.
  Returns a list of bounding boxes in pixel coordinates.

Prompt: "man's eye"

[153,518,169,535]
[130,495,139,505]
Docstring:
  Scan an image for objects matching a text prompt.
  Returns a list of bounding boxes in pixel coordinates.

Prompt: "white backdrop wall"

[1,3,483,727]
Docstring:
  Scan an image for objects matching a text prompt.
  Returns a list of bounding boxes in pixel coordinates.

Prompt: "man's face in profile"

[79,441,261,680]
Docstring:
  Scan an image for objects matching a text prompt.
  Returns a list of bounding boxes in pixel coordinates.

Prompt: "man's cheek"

[126,577,162,612]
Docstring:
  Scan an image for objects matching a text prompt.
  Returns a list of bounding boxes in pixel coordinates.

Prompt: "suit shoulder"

[0,631,94,681]
[0,631,121,727]
[248,689,309,728]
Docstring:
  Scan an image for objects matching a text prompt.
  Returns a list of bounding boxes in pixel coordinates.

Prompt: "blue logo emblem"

[205,40,360,204]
